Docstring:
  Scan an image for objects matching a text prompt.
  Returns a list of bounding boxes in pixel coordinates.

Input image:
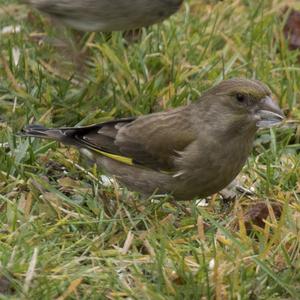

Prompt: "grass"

[0,0,300,299]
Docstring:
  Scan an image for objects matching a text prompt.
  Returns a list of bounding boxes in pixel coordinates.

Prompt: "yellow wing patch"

[84,144,174,172]
[92,147,134,166]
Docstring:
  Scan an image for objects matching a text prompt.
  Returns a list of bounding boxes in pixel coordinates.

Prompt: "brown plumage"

[21,78,284,200]
[23,0,183,31]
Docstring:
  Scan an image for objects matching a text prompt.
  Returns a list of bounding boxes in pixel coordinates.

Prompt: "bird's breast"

[173,136,254,199]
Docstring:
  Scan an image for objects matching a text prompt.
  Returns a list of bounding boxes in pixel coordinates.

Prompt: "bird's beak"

[255,96,284,128]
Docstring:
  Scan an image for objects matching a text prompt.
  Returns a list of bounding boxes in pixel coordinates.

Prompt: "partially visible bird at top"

[21,78,284,201]
[22,0,184,31]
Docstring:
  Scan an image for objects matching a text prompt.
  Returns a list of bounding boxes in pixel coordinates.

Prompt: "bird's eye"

[236,93,245,103]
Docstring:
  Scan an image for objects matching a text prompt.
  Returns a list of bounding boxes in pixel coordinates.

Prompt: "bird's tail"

[20,125,65,142]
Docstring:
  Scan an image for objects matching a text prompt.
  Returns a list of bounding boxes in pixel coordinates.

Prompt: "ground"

[0,0,300,299]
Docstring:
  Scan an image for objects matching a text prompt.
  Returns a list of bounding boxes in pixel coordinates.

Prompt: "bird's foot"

[220,181,255,203]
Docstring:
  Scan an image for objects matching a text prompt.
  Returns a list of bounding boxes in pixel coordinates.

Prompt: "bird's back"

[24,0,183,31]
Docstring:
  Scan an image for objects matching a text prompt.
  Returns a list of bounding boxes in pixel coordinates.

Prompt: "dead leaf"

[283,8,300,50]
[0,276,14,295]
[242,202,282,233]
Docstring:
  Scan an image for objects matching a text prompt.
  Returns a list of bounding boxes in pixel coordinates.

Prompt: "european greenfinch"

[21,79,284,200]
[23,0,183,31]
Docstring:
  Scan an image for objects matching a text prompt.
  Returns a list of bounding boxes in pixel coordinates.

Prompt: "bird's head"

[200,78,284,133]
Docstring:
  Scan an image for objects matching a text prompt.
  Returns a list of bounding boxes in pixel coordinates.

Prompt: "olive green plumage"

[21,78,284,200]
[23,0,183,31]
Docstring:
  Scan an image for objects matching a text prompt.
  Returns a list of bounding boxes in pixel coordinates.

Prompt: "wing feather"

[115,106,196,170]
[62,107,196,171]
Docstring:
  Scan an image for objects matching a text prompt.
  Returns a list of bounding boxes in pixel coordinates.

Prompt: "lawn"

[0,0,300,299]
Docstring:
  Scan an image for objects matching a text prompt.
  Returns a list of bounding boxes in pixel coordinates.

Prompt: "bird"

[22,0,184,32]
[21,78,284,200]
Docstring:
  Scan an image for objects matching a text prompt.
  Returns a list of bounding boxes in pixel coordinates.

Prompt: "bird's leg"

[219,179,255,203]
[123,28,144,44]
[169,198,192,215]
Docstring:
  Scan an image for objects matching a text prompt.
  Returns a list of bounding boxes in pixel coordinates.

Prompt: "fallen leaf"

[283,8,300,50]
[0,276,14,295]
[242,202,282,234]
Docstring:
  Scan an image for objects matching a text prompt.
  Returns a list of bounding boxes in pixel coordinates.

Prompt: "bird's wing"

[114,106,196,170]
[74,107,196,171]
